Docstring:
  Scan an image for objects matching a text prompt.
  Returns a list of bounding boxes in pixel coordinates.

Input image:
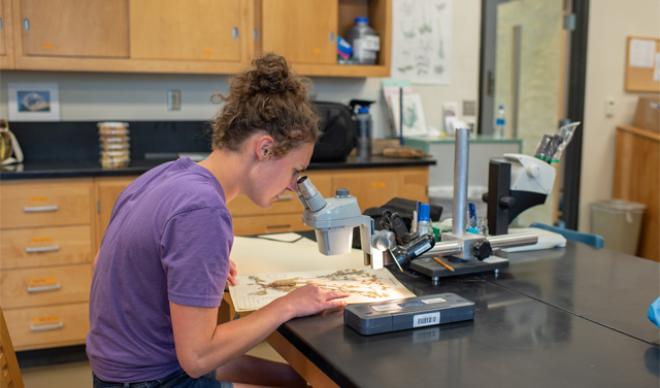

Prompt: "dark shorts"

[93,370,233,388]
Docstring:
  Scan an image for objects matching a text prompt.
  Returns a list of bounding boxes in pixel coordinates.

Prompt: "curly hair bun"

[211,53,319,157]
[249,53,298,95]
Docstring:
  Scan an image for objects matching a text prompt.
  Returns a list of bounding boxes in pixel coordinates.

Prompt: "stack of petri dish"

[98,122,130,169]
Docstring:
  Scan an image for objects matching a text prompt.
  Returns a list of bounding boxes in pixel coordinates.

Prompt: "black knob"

[336,188,350,197]
[472,240,493,260]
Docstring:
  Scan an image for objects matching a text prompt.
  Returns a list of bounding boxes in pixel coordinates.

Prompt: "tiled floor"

[20,342,285,388]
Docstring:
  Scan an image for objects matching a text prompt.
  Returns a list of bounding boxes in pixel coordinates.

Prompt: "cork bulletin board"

[625,36,660,92]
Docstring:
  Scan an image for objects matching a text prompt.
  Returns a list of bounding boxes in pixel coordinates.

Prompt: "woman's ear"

[255,134,275,161]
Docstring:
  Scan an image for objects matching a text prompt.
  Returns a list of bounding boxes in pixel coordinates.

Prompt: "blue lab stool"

[530,222,605,249]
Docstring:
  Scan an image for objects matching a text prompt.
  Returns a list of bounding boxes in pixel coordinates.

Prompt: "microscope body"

[296,178,385,269]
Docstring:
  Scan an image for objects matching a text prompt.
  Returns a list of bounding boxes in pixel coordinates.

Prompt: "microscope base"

[409,255,508,284]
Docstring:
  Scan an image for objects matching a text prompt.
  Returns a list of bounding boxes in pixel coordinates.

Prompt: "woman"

[87,54,348,388]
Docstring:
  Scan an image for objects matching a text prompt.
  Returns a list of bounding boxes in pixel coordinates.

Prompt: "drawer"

[228,192,303,216]
[227,173,332,216]
[233,213,310,236]
[0,180,93,229]
[1,264,91,309]
[3,303,89,351]
[0,225,93,270]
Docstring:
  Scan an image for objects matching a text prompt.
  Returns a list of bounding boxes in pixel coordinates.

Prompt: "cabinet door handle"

[274,194,293,202]
[27,282,62,293]
[23,17,30,32]
[25,244,61,254]
[232,26,239,40]
[23,205,59,213]
[266,224,291,230]
[30,320,64,332]
[329,31,335,43]
[0,17,4,31]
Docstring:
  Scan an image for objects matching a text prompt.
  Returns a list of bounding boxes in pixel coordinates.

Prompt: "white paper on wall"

[392,0,452,85]
[629,39,656,68]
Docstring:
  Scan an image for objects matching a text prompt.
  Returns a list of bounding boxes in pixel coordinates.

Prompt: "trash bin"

[590,200,646,255]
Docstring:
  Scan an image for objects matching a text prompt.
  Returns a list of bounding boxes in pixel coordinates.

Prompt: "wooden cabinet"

[130,0,243,62]
[0,164,428,350]
[95,177,134,245]
[4,0,390,77]
[0,0,14,68]
[276,0,392,77]
[331,167,428,211]
[11,0,252,73]
[261,0,338,65]
[17,0,129,58]
[0,179,95,351]
[613,125,659,261]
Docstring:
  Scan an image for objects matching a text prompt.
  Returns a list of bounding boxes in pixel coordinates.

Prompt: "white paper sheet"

[392,0,452,85]
[629,39,656,68]
[228,268,415,312]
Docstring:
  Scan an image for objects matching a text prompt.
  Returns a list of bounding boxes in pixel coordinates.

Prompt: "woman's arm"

[170,284,348,378]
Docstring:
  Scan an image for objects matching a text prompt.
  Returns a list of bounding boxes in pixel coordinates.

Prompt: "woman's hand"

[227,259,238,286]
[276,284,349,319]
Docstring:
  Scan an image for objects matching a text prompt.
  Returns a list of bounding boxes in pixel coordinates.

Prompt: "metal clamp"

[23,205,59,213]
[25,244,60,254]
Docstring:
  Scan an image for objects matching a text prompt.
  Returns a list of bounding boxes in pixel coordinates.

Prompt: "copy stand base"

[409,256,509,285]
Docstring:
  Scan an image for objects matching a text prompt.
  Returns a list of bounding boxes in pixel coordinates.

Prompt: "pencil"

[433,256,455,272]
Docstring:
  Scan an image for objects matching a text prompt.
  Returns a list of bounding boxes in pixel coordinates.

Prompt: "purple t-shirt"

[87,157,233,382]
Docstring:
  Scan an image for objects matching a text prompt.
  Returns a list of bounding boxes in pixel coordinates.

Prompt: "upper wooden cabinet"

[18,0,129,58]
[0,0,7,55]
[0,0,14,68]
[4,0,391,77]
[262,0,337,65]
[130,0,242,62]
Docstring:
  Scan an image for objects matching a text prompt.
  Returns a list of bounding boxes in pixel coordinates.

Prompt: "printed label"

[371,303,402,313]
[364,35,381,51]
[27,276,57,288]
[413,312,440,328]
[413,242,431,256]
[31,315,61,325]
[422,297,447,305]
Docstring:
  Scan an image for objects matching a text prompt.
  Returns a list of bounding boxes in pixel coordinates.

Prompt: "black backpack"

[311,101,357,162]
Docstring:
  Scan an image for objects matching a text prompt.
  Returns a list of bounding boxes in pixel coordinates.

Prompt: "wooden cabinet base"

[4,302,89,351]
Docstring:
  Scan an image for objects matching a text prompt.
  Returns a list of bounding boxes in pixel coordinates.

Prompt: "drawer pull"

[29,321,64,332]
[26,276,61,293]
[27,283,62,293]
[275,194,293,202]
[266,224,291,230]
[23,205,60,213]
[25,244,61,254]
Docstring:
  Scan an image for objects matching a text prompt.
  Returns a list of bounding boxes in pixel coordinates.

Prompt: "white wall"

[0,0,481,139]
[579,0,660,231]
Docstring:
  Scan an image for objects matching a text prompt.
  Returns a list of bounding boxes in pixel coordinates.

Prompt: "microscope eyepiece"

[296,175,327,212]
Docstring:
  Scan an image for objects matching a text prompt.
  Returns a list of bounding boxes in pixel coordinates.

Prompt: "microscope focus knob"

[335,188,351,198]
[472,240,493,261]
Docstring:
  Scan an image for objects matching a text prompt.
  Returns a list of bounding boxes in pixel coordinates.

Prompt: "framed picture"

[8,83,60,121]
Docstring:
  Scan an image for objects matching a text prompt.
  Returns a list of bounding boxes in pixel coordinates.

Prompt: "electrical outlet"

[605,97,615,118]
[167,89,181,111]
[462,100,477,116]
